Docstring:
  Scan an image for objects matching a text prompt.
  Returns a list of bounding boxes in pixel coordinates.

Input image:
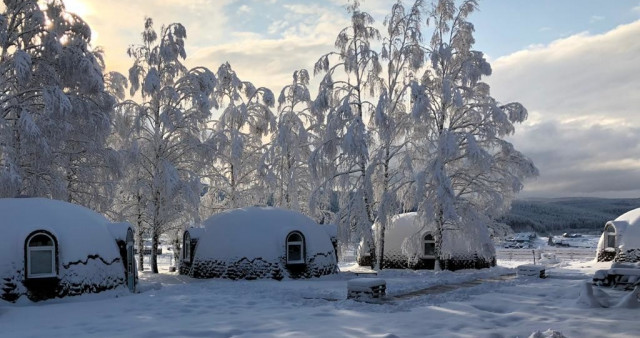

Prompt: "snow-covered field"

[1,252,637,337]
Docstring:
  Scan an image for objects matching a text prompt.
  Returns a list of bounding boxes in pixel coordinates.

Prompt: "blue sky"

[67,0,640,199]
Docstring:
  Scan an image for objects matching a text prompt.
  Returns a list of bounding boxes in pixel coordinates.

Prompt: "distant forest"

[499,198,640,233]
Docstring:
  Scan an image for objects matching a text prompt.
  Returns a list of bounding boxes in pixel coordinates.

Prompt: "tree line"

[0,0,537,272]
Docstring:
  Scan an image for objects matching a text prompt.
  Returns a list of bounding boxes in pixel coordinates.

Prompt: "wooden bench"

[352,271,378,277]
[517,264,546,278]
[593,266,640,288]
[347,278,386,301]
[606,268,640,288]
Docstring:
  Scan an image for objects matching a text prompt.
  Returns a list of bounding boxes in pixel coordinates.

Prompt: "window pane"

[29,234,53,247]
[425,243,435,256]
[607,234,616,248]
[424,234,434,240]
[288,244,302,262]
[30,250,53,275]
[288,233,302,242]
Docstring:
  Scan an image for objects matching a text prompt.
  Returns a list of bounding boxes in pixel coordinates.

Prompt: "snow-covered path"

[1,260,637,337]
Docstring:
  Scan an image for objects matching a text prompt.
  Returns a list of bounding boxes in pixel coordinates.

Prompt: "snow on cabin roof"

[0,198,122,274]
[607,208,640,248]
[194,207,334,261]
[613,208,640,228]
[184,227,205,239]
[321,224,337,239]
[107,222,133,241]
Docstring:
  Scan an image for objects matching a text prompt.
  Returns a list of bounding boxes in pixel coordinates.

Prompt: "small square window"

[288,244,302,262]
[30,250,54,275]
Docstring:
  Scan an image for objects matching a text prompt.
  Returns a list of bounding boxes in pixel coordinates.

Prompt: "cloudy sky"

[63,0,640,199]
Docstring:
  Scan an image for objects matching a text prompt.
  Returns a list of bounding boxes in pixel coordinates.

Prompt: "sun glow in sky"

[61,0,640,199]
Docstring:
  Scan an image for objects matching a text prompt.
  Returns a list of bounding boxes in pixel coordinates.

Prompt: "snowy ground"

[1,251,638,337]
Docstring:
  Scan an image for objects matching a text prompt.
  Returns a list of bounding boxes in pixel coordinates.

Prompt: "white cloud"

[79,0,233,72]
[237,5,251,15]
[590,15,604,23]
[489,20,640,197]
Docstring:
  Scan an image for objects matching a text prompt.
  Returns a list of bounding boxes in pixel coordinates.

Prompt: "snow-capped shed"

[181,207,338,280]
[596,208,640,262]
[359,212,496,270]
[0,198,136,303]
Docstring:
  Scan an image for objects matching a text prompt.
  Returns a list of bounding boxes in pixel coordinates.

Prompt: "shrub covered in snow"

[0,198,132,302]
[182,207,337,280]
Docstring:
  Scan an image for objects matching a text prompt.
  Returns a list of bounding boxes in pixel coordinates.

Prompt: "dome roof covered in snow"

[384,212,495,259]
[0,198,133,302]
[597,208,640,255]
[186,207,337,280]
[0,198,122,268]
[365,212,495,270]
[611,208,640,247]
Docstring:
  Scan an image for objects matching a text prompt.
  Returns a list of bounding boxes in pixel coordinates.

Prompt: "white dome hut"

[181,207,337,280]
[0,198,136,303]
[358,212,496,270]
[596,208,640,262]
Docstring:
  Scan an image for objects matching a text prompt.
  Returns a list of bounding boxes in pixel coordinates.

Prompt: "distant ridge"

[499,197,640,233]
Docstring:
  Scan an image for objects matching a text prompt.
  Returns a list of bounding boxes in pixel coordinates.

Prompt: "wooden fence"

[496,248,594,262]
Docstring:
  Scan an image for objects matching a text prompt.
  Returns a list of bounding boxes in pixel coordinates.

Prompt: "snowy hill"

[500,198,639,233]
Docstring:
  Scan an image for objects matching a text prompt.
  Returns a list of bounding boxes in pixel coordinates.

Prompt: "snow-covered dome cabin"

[0,198,136,303]
[180,207,337,280]
[358,212,496,270]
[597,208,640,262]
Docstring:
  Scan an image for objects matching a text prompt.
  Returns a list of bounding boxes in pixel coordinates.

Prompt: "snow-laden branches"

[406,0,538,265]
[200,62,275,215]
[0,0,119,210]
[114,18,217,273]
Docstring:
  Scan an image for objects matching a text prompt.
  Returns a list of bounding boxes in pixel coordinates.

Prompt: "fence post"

[532,250,536,264]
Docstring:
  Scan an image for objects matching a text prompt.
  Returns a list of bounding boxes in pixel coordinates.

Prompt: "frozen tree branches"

[200,62,275,215]
[0,0,119,210]
[405,0,539,268]
[310,0,383,258]
[116,18,217,273]
[263,70,316,214]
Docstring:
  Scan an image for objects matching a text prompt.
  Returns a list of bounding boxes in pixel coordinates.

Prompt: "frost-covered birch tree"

[201,62,275,215]
[48,5,122,213]
[310,1,382,257]
[118,18,217,273]
[263,69,316,213]
[0,0,118,208]
[407,0,538,269]
[369,0,426,269]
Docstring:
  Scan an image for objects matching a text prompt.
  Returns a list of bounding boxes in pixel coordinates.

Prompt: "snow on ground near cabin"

[1,253,638,337]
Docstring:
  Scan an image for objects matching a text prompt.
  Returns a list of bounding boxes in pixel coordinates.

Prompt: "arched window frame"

[605,224,616,249]
[25,231,58,279]
[422,233,436,258]
[183,231,192,262]
[286,231,305,265]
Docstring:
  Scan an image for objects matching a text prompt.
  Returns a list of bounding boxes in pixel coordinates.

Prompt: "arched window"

[183,232,191,262]
[605,224,616,249]
[286,232,305,265]
[423,233,435,258]
[26,232,57,278]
